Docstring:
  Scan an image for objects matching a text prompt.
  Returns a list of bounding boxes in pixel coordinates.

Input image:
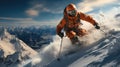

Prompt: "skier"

[56,3,100,44]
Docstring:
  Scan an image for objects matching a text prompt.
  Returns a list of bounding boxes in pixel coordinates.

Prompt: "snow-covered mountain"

[0,27,38,67]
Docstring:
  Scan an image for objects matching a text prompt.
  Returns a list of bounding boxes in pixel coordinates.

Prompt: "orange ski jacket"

[56,12,97,34]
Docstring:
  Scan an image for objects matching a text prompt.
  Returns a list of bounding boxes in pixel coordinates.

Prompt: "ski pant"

[66,28,87,40]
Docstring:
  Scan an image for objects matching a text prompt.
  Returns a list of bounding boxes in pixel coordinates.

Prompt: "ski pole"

[57,37,63,61]
[99,29,107,35]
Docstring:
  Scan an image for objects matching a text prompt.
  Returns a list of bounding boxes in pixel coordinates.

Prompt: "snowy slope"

[45,31,120,67]
[0,28,38,67]
[69,31,120,67]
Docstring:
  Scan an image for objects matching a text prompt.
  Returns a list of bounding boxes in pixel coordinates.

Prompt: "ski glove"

[58,32,64,38]
[94,23,100,29]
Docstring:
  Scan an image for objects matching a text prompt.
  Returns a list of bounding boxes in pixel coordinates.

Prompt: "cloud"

[42,7,63,14]
[25,4,43,17]
[25,2,63,17]
[25,3,43,17]
[25,3,56,17]
[26,9,39,16]
[0,17,32,21]
[77,0,117,12]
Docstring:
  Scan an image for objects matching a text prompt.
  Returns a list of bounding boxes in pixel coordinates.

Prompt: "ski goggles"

[67,10,77,17]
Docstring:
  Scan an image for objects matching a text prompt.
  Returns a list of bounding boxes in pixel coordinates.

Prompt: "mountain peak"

[0,27,12,39]
[0,27,38,65]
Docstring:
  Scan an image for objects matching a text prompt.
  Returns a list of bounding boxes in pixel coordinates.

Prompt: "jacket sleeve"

[56,18,66,34]
[79,12,97,26]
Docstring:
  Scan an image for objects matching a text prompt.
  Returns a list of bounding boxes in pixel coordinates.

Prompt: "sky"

[0,0,120,27]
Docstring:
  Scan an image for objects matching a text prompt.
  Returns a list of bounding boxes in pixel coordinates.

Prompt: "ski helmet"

[66,3,77,17]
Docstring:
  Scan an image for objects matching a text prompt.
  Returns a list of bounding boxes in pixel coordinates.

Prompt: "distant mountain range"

[2,26,56,49]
